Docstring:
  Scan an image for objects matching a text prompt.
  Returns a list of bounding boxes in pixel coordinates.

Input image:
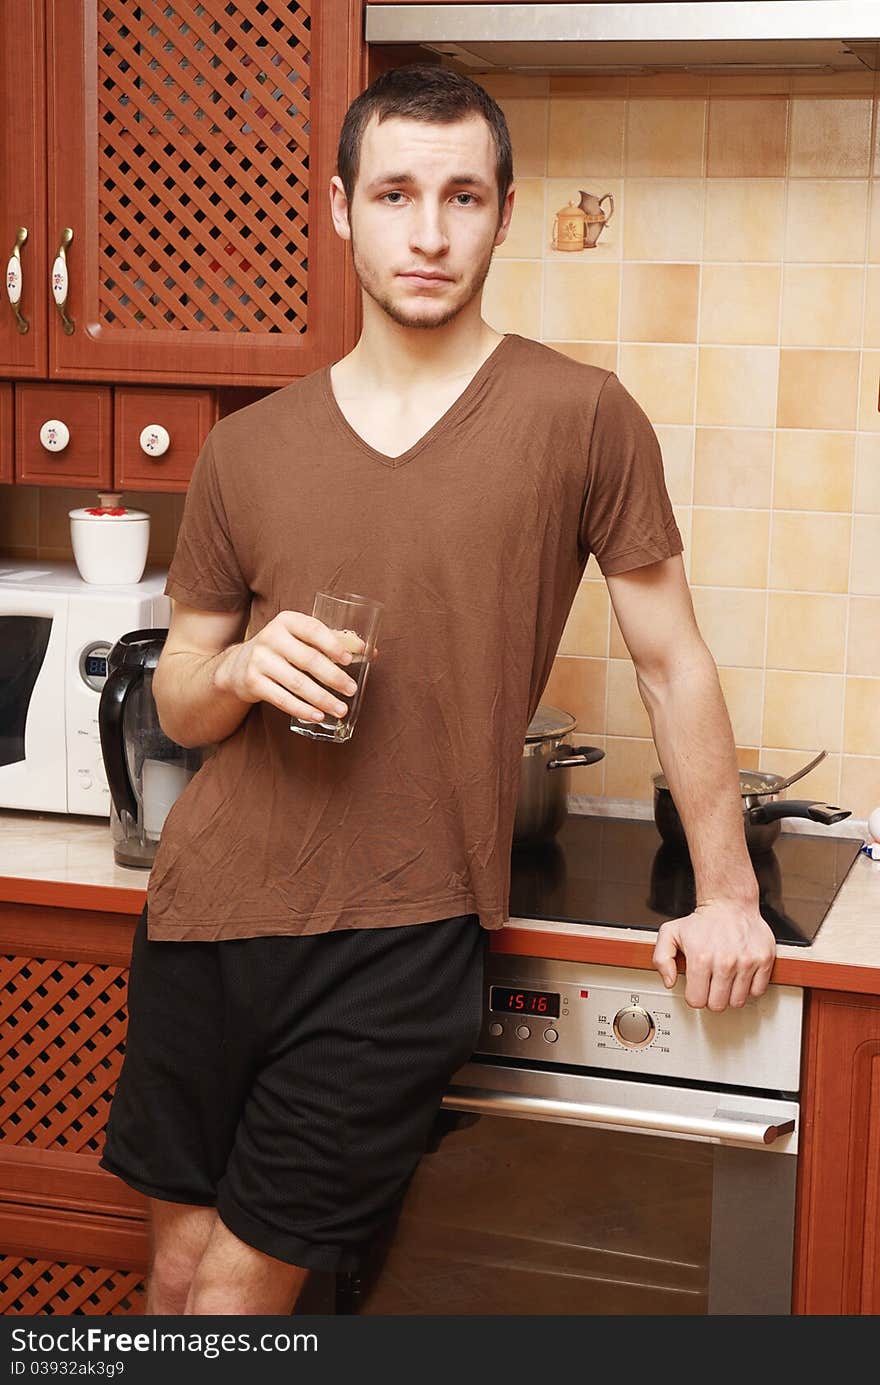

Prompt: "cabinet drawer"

[0,383,11,482]
[15,383,112,487]
[115,387,216,492]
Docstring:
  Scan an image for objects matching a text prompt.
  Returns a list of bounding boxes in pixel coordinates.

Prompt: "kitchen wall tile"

[691,508,770,587]
[547,98,626,178]
[609,604,628,660]
[653,425,694,504]
[496,179,545,258]
[776,350,859,431]
[840,755,880,821]
[773,431,855,511]
[763,670,845,752]
[851,515,880,594]
[736,746,761,770]
[857,351,880,432]
[625,99,705,178]
[717,666,763,745]
[847,597,880,675]
[606,658,651,737]
[854,434,880,512]
[542,261,620,340]
[699,265,780,345]
[541,655,607,732]
[672,504,692,580]
[622,180,704,260]
[691,586,766,666]
[617,345,697,425]
[861,267,880,346]
[782,266,864,348]
[546,341,618,371]
[558,579,610,658]
[546,179,621,261]
[482,260,542,339]
[696,347,778,427]
[603,736,661,800]
[844,677,880,756]
[766,592,848,673]
[867,183,880,260]
[769,512,851,593]
[706,98,788,178]
[620,263,699,342]
[628,74,709,98]
[703,180,786,261]
[758,748,842,805]
[789,98,873,178]
[693,428,773,508]
[784,181,868,262]
[476,77,550,178]
[0,485,39,552]
[708,76,790,97]
[549,75,630,97]
[791,73,874,95]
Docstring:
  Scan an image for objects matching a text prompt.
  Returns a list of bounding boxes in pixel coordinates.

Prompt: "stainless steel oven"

[341,956,803,1316]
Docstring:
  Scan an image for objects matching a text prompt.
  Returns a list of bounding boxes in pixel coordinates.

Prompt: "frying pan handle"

[547,744,605,771]
[748,799,851,826]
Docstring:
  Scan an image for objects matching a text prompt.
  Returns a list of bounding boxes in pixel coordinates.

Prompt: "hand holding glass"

[289,591,383,743]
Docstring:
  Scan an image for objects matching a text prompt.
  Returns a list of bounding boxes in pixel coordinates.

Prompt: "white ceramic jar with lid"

[69,492,150,585]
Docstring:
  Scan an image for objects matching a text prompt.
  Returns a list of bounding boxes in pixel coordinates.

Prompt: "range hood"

[365,2,880,76]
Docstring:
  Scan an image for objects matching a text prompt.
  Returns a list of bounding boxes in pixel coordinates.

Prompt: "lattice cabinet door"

[0,0,48,376]
[46,0,357,385]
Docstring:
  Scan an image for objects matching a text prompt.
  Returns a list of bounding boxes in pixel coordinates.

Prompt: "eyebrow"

[366,172,492,192]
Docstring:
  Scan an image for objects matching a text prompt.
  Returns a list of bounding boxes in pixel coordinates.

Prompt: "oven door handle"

[441,1088,795,1147]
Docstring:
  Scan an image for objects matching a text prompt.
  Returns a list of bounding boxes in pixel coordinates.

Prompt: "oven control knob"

[543,1028,559,1043]
[515,1024,531,1040]
[612,1005,656,1048]
[488,1022,503,1037]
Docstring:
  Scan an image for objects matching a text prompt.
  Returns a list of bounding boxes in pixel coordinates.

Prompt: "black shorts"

[99,904,488,1272]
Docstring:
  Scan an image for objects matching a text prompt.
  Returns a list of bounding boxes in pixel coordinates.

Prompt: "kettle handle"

[99,664,142,822]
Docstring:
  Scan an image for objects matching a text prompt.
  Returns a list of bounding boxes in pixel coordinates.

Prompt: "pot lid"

[525,704,577,741]
[69,491,149,521]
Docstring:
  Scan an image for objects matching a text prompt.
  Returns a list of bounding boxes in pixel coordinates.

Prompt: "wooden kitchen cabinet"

[2,0,362,389]
[114,387,217,493]
[0,384,12,483]
[14,382,113,488]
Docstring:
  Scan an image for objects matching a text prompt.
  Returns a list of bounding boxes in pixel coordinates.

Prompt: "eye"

[454,193,478,205]
[381,191,405,204]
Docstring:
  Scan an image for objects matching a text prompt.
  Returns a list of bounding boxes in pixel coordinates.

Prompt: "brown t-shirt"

[147,333,683,941]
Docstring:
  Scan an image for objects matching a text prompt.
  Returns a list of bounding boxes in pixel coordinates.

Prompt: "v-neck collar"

[319,333,516,469]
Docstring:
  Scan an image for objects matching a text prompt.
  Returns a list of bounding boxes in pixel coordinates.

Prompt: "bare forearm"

[638,650,759,909]
[153,645,252,748]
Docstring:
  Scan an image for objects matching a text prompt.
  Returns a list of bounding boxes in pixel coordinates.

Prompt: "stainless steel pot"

[513,705,604,846]
[652,766,851,855]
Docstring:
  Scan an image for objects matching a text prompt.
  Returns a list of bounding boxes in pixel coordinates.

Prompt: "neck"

[341,301,504,393]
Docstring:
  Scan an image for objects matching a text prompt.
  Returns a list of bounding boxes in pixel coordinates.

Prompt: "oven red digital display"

[490,986,561,1018]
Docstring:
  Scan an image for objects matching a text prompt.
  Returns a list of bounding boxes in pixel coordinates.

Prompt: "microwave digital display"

[85,654,108,679]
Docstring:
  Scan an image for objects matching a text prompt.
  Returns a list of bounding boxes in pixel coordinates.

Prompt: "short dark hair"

[337,64,514,221]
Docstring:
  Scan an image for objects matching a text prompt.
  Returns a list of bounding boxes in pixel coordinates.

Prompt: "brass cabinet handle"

[6,227,29,334]
[51,227,75,335]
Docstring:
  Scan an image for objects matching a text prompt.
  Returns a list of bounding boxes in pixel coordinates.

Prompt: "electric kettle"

[98,628,204,868]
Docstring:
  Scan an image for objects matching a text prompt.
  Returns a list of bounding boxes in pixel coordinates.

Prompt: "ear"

[329,175,352,242]
[493,183,516,248]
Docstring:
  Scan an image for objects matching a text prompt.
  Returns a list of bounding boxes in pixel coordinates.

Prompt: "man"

[99,64,775,1316]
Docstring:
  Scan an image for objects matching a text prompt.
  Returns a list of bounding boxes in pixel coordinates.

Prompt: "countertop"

[1,803,878,993]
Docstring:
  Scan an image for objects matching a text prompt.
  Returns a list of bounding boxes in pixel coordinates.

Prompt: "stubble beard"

[349,222,497,331]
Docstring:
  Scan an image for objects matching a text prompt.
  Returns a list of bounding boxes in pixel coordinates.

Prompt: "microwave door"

[0,592,69,811]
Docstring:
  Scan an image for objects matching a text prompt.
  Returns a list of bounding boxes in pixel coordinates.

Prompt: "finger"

[705,955,739,1012]
[278,611,358,670]
[749,954,776,999]
[254,649,352,720]
[652,922,680,988]
[684,954,712,1010]
[726,964,758,1010]
[273,622,360,698]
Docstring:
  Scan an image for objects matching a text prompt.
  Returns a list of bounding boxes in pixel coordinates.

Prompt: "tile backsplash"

[2,68,877,819]
[482,70,880,818]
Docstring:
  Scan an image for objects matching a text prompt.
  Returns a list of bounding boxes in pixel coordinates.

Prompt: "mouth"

[399,272,453,286]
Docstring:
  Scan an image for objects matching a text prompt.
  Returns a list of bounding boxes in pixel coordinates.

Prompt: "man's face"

[332,112,514,330]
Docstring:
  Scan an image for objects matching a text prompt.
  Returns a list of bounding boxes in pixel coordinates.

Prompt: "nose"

[408,200,450,258]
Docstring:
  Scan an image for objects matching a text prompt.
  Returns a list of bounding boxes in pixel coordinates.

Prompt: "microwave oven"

[0,560,170,816]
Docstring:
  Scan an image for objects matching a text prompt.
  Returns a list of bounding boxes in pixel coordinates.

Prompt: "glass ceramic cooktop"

[509,814,863,947]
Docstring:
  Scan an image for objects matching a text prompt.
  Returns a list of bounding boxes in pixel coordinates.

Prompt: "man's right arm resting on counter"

[153,598,363,749]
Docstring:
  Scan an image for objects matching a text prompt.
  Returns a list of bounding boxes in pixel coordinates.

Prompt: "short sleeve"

[164,433,251,611]
[579,372,684,576]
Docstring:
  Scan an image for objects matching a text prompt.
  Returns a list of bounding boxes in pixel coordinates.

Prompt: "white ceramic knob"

[139,423,170,457]
[39,418,70,452]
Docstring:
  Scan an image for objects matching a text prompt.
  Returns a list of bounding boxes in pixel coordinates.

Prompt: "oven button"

[488,1022,504,1037]
[515,1024,531,1040]
[543,1028,559,1043]
[612,1005,656,1048]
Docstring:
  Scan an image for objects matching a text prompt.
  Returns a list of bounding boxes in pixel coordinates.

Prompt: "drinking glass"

[289,590,384,743]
